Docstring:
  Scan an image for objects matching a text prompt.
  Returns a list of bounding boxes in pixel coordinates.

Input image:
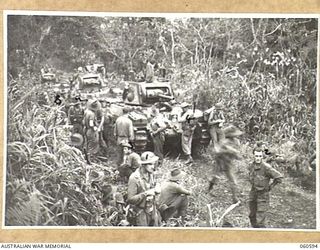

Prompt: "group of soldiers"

[67,96,283,228]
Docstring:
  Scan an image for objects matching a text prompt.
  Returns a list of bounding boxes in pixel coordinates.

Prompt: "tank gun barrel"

[156,93,174,100]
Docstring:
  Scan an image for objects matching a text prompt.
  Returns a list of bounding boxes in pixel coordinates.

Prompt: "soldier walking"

[127,151,162,226]
[209,125,243,204]
[248,146,283,228]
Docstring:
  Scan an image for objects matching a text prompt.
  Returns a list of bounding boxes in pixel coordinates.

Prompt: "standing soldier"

[209,125,243,204]
[114,107,135,166]
[208,102,225,147]
[178,102,196,164]
[127,151,162,226]
[248,146,283,228]
[158,168,192,224]
[83,99,101,163]
[68,101,84,134]
[149,107,169,166]
[101,101,113,146]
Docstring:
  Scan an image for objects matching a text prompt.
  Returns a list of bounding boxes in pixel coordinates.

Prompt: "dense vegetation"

[5,15,317,227]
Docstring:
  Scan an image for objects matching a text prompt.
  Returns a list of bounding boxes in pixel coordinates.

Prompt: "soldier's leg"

[176,195,189,219]
[248,190,258,228]
[116,138,125,166]
[136,210,149,226]
[256,192,270,228]
[216,128,225,143]
[224,165,239,203]
[153,137,164,161]
[209,126,218,146]
[161,195,188,221]
[181,134,191,156]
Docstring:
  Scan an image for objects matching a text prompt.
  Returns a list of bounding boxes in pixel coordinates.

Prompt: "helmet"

[140,151,159,164]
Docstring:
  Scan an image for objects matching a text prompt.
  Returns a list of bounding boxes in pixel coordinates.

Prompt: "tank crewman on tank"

[178,102,197,164]
[145,59,156,83]
[209,125,243,204]
[68,101,84,134]
[149,107,170,166]
[248,146,283,228]
[158,168,191,224]
[114,107,135,166]
[83,99,101,163]
[127,151,162,226]
[118,141,141,182]
[208,102,225,148]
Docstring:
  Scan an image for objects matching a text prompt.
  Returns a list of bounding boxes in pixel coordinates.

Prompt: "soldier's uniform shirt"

[248,161,283,191]
[114,115,134,145]
[159,181,190,207]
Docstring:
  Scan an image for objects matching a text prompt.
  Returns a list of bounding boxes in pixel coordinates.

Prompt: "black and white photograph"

[4,12,318,229]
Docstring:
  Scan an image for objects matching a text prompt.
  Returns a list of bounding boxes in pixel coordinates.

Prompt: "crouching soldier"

[248,146,283,228]
[118,142,141,182]
[158,168,191,223]
[127,151,162,226]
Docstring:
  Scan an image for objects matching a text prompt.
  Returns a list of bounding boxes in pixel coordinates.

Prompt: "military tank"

[72,67,210,155]
[119,80,211,154]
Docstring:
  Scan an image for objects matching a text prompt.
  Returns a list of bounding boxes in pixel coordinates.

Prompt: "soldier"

[68,101,84,134]
[100,101,113,146]
[178,102,196,164]
[127,151,162,226]
[208,102,225,147]
[149,107,170,165]
[118,141,141,182]
[95,101,108,152]
[209,125,243,204]
[114,107,135,166]
[248,146,283,228]
[146,59,156,83]
[158,168,191,223]
[83,99,101,163]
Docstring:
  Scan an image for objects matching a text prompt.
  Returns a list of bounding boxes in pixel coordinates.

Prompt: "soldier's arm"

[220,111,225,123]
[128,120,135,141]
[114,121,117,137]
[98,115,104,131]
[171,182,191,195]
[266,164,283,190]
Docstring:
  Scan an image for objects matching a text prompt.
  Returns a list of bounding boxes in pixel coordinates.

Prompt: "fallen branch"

[216,201,241,226]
